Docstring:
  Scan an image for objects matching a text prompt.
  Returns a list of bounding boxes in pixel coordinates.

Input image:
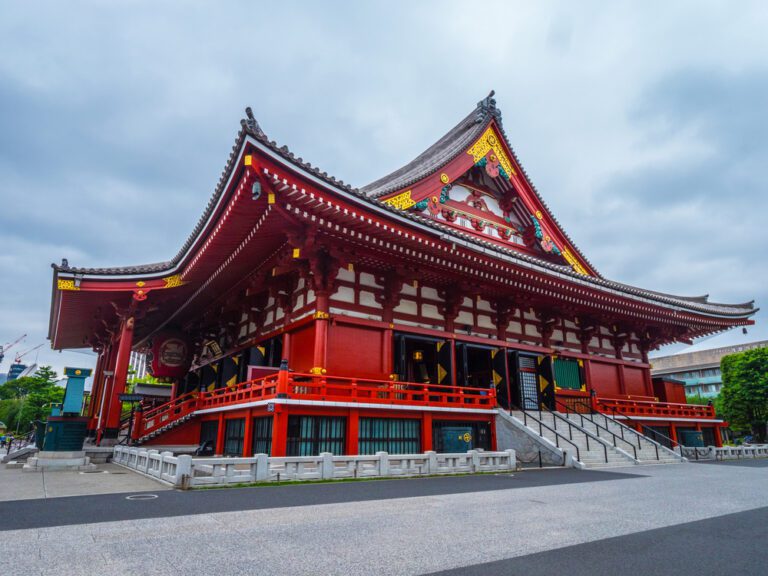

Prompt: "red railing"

[286,374,496,408]
[597,396,715,420]
[134,372,496,440]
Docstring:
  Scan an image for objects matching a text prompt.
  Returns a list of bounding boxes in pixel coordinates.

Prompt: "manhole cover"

[125,494,159,501]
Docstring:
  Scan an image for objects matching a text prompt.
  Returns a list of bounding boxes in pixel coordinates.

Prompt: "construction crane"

[0,334,26,365]
[14,343,44,365]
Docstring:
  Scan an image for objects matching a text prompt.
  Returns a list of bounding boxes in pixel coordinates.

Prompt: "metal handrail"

[537,406,612,463]
[555,399,640,460]
[597,401,684,459]
[515,408,582,463]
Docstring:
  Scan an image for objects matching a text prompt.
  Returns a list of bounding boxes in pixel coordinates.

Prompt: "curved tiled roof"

[361,95,497,199]
[52,98,757,320]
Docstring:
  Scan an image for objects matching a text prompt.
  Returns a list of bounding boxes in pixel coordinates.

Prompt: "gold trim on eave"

[383,190,416,210]
[561,248,590,276]
[467,127,516,177]
[57,279,80,291]
[162,274,186,289]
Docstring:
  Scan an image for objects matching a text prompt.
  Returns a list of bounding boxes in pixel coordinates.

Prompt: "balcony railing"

[597,396,715,420]
[134,372,496,441]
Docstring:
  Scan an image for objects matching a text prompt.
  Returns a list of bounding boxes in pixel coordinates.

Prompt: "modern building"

[48,94,755,455]
[652,340,768,398]
[6,363,27,382]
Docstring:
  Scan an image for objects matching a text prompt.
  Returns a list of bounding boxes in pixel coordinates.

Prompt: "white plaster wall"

[359,290,378,308]
[395,299,418,315]
[359,272,381,288]
[332,285,355,303]
[422,303,442,320]
[477,314,494,329]
[337,267,355,282]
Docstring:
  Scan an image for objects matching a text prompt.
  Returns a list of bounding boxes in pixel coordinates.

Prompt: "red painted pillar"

[216,412,225,455]
[103,317,135,439]
[489,417,498,451]
[243,409,254,457]
[312,292,330,374]
[86,350,105,433]
[271,407,288,456]
[422,412,433,452]
[131,407,143,443]
[669,423,678,445]
[282,332,292,364]
[618,364,627,395]
[714,426,723,447]
[346,409,359,455]
[95,344,117,443]
[382,327,393,376]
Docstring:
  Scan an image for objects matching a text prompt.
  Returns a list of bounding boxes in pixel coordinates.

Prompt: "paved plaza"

[0,460,766,575]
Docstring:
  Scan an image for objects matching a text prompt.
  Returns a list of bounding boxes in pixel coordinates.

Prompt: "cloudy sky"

[1,1,766,376]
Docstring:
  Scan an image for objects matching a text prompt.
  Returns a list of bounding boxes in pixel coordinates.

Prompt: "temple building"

[48,93,756,459]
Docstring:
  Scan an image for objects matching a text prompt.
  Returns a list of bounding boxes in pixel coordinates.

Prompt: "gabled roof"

[361,96,498,199]
[50,96,757,326]
[362,91,600,278]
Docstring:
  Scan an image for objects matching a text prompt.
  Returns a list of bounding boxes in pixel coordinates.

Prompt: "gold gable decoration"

[162,274,185,289]
[467,127,516,178]
[383,190,416,210]
[562,248,590,276]
[57,279,80,291]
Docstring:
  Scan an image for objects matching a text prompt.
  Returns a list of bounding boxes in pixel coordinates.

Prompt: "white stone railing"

[113,446,516,488]
[679,445,768,461]
[113,446,192,486]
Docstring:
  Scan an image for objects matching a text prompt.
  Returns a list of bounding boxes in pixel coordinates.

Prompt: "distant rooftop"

[652,340,768,374]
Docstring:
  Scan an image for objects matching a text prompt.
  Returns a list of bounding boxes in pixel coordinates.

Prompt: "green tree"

[0,366,61,433]
[720,348,768,442]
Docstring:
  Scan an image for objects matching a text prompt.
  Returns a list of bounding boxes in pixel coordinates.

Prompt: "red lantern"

[147,331,191,379]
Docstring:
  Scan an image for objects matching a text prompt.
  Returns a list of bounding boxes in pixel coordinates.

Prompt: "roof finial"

[478,90,496,110]
[244,106,265,138]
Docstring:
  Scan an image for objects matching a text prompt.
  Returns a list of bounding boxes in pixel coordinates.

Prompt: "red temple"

[48,93,755,460]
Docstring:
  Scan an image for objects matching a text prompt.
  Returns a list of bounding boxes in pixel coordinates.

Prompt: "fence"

[113,446,516,488]
[679,445,768,461]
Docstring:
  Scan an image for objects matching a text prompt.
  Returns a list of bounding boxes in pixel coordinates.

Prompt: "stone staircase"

[498,409,685,469]
[510,410,636,468]
[562,412,683,465]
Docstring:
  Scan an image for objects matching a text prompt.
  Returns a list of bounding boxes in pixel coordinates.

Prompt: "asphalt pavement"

[1,461,766,575]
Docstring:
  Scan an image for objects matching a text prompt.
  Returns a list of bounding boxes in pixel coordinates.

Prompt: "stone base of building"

[22,451,97,472]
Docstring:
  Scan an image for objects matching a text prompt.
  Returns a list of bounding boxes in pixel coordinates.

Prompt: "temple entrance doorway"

[508,352,555,410]
[393,333,452,385]
[455,343,507,406]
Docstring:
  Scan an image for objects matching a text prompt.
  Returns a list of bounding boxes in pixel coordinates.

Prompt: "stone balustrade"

[679,445,768,461]
[113,446,516,488]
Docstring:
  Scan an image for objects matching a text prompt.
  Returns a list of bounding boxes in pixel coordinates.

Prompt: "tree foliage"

[0,366,61,434]
[720,348,768,442]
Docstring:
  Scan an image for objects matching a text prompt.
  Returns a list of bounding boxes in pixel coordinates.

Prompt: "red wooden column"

[86,350,105,434]
[271,361,290,456]
[216,412,225,455]
[713,426,723,447]
[243,408,254,457]
[422,412,433,452]
[95,344,117,442]
[669,423,678,445]
[312,291,330,374]
[271,407,288,457]
[103,316,135,440]
[346,409,359,455]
